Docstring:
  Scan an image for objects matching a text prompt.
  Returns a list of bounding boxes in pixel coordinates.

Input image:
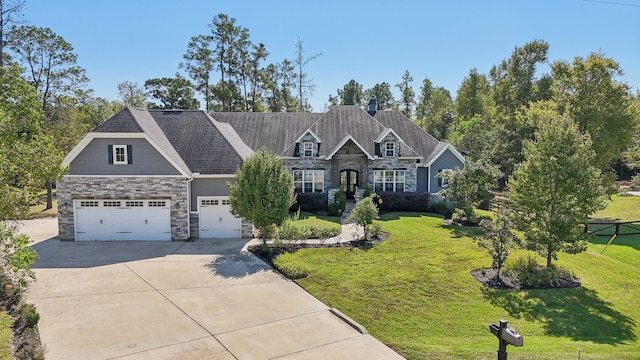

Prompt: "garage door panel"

[198,197,241,239]
[74,200,171,241]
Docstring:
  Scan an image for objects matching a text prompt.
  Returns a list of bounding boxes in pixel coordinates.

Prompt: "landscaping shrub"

[273,252,311,279]
[506,254,576,288]
[305,222,341,239]
[328,202,341,216]
[291,192,328,213]
[369,221,383,237]
[363,186,373,198]
[334,189,346,212]
[429,200,453,218]
[272,214,341,241]
[274,218,309,242]
[18,304,39,329]
[376,192,430,213]
[632,175,640,190]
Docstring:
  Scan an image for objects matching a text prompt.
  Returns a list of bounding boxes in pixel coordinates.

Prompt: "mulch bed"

[471,268,581,290]
[248,232,390,266]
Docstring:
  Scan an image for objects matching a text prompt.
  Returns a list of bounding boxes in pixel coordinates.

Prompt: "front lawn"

[28,190,57,219]
[0,311,11,359]
[279,211,640,359]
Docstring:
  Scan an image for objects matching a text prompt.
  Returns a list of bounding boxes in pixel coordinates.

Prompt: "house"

[58,103,463,241]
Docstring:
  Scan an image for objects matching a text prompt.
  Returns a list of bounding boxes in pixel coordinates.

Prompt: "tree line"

[2,0,640,210]
[119,13,321,113]
[332,40,639,186]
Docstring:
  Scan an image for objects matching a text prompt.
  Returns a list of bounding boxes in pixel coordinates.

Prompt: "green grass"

[277,208,640,359]
[0,311,11,359]
[297,211,341,224]
[591,194,640,222]
[28,190,57,219]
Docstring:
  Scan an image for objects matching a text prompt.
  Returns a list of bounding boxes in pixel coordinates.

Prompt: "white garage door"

[74,199,171,241]
[198,197,241,238]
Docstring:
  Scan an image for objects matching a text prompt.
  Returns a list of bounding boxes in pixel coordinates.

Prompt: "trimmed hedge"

[375,192,431,213]
[291,192,328,213]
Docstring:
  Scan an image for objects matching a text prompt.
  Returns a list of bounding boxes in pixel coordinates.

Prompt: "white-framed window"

[113,145,127,164]
[293,170,324,193]
[302,142,314,157]
[385,142,396,157]
[201,199,218,206]
[374,170,405,192]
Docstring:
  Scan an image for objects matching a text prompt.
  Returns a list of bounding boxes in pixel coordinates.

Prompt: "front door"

[340,170,359,199]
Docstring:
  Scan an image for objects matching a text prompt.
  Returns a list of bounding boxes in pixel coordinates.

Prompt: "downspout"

[186,174,195,240]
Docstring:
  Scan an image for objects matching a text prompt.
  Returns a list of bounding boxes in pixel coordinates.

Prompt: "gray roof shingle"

[93,107,143,133]
[148,109,247,174]
[211,112,320,155]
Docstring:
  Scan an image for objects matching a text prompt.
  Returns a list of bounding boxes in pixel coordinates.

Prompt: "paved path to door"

[20,218,404,360]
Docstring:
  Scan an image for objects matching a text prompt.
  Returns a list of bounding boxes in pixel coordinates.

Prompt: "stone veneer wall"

[367,158,418,192]
[58,176,189,241]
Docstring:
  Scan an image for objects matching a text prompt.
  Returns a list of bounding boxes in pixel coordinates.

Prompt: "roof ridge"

[205,113,254,160]
[128,107,192,175]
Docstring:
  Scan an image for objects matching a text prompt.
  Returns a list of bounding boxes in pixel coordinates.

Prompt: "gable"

[67,137,181,176]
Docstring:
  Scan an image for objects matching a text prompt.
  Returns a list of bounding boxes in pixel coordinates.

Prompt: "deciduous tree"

[510,113,606,268]
[227,149,295,245]
[438,158,501,221]
[145,74,200,109]
[117,81,146,108]
[346,193,379,240]
[478,209,519,280]
[415,76,454,139]
[552,52,637,171]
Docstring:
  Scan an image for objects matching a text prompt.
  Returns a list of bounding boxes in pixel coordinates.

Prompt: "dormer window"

[385,142,396,157]
[302,142,314,157]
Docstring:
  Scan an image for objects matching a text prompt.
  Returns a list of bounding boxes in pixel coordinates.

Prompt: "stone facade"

[58,176,189,241]
[368,158,418,193]
[284,142,418,203]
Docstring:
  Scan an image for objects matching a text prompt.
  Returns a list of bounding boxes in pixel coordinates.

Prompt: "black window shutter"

[108,145,113,164]
[437,170,442,187]
[127,145,133,164]
[293,143,300,157]
[316,143,321,157]
[375,143,381,157]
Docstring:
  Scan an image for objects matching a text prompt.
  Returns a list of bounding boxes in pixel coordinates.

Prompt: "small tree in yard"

[510,113,606,269]
[478,209,519,280]
[227,148,296,246]
[346,193,379,240]
[438,158,502,223]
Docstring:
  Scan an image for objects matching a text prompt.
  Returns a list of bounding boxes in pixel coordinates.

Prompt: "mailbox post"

[488,319,523,360]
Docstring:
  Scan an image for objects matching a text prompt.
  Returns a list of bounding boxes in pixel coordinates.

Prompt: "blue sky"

[24,0,640,112]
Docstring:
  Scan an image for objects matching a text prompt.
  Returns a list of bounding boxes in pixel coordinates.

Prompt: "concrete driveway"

[20,218,404,360]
